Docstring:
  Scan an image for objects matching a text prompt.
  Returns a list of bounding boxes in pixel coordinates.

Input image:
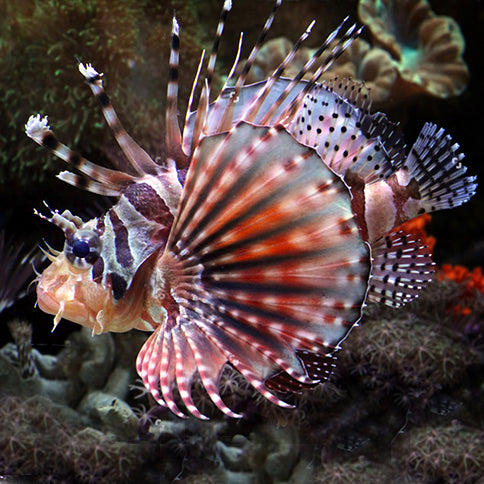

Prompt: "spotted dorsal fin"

[288,79,405,184]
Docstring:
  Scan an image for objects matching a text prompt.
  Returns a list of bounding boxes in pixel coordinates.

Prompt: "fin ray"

[368,231,436,307]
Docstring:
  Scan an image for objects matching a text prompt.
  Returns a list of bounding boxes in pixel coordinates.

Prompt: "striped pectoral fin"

[136,318,221,419]
[402,123,477,213]
[367,231,436,307]
[160,122,370,416]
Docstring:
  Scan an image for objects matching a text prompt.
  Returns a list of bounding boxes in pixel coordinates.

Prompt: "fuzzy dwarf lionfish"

[26,1,476,419]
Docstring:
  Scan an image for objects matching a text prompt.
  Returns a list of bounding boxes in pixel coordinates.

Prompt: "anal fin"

[368,231,436,307]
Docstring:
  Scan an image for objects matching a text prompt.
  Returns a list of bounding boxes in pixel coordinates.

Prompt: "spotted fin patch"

[368,231,436,307]
[289,79,404,184]
[137,122,370,418]
[265,349,337,393]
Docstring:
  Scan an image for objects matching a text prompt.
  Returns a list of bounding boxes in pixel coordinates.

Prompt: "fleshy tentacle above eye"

[136,122,371,418]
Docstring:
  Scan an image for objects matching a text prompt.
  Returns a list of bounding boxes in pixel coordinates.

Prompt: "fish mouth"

[36,285,90,327]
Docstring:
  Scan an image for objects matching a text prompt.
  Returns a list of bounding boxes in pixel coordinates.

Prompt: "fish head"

[35,206,154,334]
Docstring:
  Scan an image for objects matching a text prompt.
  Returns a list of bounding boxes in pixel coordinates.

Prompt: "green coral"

[315,458,393,484]
[340,313,474,406]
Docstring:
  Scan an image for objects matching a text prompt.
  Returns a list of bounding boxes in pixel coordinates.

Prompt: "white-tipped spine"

[25,114,50,141]
[172,16,179,36]
[78,62,102,80]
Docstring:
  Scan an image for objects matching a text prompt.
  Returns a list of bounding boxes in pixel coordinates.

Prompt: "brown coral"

[319,38,397,106]
[358,0,469,98]
[243,37,311,84]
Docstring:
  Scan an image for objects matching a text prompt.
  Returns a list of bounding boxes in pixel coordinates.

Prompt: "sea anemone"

[358,0,469,99]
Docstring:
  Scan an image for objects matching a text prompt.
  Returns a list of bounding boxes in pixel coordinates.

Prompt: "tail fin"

[403,123,477,213]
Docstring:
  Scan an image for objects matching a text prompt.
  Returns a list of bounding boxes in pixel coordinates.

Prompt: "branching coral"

[393,422,484,483]
[0,395,156,482]
[358,0,469,99]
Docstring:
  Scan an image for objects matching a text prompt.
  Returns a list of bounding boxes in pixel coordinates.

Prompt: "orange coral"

[438,265,484,317]
[440,265,484,295]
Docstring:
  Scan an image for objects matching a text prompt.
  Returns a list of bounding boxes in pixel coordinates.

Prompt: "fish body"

[27,1,476,418]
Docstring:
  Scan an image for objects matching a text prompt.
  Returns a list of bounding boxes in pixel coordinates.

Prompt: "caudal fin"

[403,123,477,213]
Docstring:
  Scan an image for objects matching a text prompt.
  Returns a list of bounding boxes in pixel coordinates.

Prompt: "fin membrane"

[368,231,436,307]
[138,122,370,418]
[288,79,405,184]
[403,122,477,212]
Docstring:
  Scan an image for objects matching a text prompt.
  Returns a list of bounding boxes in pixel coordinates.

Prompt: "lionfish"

[26,0,476,418]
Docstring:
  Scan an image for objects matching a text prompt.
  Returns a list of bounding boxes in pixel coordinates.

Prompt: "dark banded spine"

[241,19,315,123]
[25,115,134,196]
[165,17,182,159]
[272,22,363,125]
[205,0,232,88]
[217,0,282,132]
[78,63,161,176]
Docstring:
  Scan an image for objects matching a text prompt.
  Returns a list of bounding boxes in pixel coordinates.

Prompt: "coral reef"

[393,422,484,483]
[0,395,157,482]
[319,39,398,106]
[237,0,469,109]
[1,244,482,482]
[358,0,469,100]
[242,37,398,107]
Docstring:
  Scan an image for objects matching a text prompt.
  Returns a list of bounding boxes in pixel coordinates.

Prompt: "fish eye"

[72,239,90,258]
[65,229,102,269]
